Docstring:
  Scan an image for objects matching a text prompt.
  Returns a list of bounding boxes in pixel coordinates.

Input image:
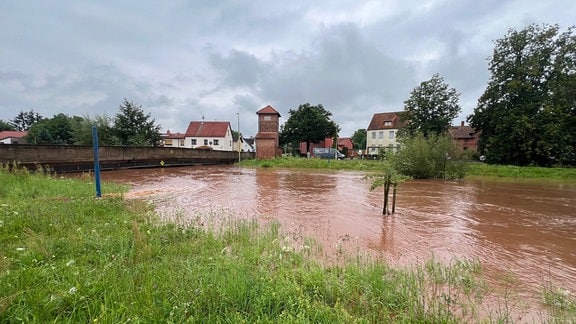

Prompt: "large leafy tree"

[279,103,339,154]
[26,113,78,145]
[113,99,161,146]
[10,109,44,131]
[0,120,15,131]
[469,24,576,166]
[351,128,367,151]
[401,74,461,138]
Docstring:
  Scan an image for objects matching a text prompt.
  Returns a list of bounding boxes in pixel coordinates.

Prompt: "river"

[100,165,576,319]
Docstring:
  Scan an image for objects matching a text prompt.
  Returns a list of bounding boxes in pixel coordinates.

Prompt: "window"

[378,131,384,139]
[264,116,272,121]
[204,139,208,145]
[164,139,173,146]
[179,139,185,146]
[384,121,392,126]
[213,139,219,145]
[389,131,395,139]
[371,132,376,139]
[191,139,197,145]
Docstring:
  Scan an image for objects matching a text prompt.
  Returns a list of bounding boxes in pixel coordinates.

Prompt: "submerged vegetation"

[2,167,574,322]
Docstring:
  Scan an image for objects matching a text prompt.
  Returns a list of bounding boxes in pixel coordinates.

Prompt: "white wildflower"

[69,287,77,294]
[66,260,75,267]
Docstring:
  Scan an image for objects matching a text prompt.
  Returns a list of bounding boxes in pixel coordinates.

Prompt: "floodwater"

[101,165,576,317]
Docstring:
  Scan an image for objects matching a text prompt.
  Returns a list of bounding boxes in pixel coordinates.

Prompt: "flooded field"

[101,165,576,318]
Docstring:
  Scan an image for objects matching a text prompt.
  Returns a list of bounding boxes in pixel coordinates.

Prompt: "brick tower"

[255,105,281,159]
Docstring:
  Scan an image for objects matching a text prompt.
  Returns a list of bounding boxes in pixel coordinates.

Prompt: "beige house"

[366,112,404,156]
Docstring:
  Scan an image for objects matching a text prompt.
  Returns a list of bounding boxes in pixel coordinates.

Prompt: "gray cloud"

[1,0,575,137]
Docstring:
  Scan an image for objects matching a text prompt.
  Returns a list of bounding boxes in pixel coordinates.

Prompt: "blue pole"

[92,126,102,198]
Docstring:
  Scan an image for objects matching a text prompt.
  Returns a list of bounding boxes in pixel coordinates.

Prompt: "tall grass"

[1,167,574,322]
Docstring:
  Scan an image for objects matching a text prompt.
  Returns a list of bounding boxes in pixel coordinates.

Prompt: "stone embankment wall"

[0,145,253,172]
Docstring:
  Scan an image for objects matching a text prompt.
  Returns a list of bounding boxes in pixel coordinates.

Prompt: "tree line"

[0,99,161,146]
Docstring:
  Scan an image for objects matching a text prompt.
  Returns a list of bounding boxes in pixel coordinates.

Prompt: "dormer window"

[384,121,392,126]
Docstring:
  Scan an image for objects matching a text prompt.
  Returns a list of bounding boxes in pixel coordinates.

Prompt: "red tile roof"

[162,130,185,139]
[0,131,27,140]
[185,121,230,138]
[449,124,477,139]
[367,112,404,130]
[256,105,281,117]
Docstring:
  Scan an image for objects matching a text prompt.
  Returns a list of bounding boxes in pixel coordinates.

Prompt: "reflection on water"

[102,165,576,311]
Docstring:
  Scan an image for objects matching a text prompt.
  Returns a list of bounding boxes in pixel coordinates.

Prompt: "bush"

[392,133,468,179]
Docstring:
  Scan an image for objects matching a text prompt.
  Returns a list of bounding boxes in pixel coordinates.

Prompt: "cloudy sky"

[1,1,574,137]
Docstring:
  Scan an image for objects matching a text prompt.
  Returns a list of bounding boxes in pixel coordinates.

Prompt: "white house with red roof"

[0,131,28,144]
[160,130,186,147]
[184,121,234,151]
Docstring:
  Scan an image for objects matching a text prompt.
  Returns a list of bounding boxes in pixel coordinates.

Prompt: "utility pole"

[237,112,241,162]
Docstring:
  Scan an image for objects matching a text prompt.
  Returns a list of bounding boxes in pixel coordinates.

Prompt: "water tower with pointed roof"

[255,105,281,159]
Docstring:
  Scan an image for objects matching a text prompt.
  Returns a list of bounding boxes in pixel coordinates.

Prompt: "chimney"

[461,121,465,128]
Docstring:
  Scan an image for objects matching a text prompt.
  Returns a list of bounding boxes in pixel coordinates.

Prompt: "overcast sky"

[1,1,574,137]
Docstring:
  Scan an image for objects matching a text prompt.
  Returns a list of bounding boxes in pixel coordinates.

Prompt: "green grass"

[1,167,575,322]
[240,157,576,181]
[465,163,576,180]
[239,156,387,171]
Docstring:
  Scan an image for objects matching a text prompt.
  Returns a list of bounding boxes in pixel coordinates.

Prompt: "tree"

[469,24,576,166]
[73,115,120,146]
[351,128,367,151]
[113,99,161,146]
[279,103,339,154]
[0,120,15,131]
[10,109,44,131]
[26,113,76,144]
[391,133,465,179]
[366,161,409,215]
[401,74,461,138]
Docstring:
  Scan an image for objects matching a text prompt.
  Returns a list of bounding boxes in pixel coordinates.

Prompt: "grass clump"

[1,166,574,322]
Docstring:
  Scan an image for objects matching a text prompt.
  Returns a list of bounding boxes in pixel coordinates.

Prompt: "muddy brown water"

[100,165,576,317]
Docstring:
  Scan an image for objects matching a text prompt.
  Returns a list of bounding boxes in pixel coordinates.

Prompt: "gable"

[367,112,404,130]
[256,105,281,117]
[185,121,231,138]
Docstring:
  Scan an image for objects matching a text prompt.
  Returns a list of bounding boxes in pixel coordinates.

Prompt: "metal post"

[91,126,102,198]
[237,112,241,162]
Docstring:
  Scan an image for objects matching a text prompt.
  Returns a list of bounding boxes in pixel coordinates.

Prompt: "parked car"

[313,147,345,160]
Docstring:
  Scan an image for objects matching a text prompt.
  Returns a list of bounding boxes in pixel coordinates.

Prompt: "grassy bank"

[240,157,576,181]
[239,156,385,171]
[1,169,575,322]
[465,163,576,180]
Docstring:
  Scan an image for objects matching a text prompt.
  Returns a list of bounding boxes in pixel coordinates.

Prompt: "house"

[255,105,281,159]
[449,121,479,151]
[366,111,404,155]
[299,137,354,157]
[0,131,28,144]
[184,121,234,151]
[160,130,186,147]
[232,134,255,152]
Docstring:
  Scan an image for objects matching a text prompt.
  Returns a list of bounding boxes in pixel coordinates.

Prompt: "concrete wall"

[0,145,254,172]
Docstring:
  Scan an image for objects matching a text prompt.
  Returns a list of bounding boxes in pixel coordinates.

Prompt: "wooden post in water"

[392,185,397,214]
